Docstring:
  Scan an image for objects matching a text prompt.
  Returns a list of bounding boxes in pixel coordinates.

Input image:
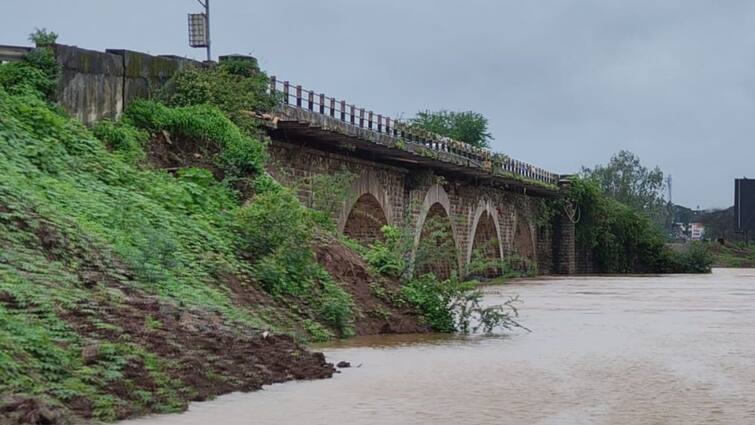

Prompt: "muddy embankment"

[0,180,426,425]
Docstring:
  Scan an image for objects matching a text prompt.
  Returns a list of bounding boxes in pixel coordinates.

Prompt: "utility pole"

[203,0,211,62]
[666,174,674,236]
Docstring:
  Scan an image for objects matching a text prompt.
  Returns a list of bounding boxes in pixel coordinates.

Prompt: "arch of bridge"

[412,184,462,273]
[466,200,504,267]
[338,171,394,234]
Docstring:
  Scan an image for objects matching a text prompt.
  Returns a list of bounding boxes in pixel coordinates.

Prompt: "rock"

[81,344,100,365]
[336,361,351,368]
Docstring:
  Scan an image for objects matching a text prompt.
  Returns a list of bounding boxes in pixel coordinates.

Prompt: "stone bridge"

[0,44,577,275]
[262,80,576,275]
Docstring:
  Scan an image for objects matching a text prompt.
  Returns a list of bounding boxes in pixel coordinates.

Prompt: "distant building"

[672,222,705,241]
[689,222,705,240]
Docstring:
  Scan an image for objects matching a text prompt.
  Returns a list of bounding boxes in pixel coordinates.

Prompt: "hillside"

[0,46,425,423]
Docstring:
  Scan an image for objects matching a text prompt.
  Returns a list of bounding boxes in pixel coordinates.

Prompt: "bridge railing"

[269,77,559,186]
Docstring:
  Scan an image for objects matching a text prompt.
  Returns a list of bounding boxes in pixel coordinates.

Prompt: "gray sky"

[3,0,754,209]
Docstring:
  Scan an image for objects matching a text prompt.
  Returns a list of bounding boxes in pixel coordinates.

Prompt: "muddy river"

[124,268,755,424]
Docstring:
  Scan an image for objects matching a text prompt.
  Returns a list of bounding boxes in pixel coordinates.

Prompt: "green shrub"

[29,28,58,47]
[252,245,318,296]
[159,60,277,134]
[680,242,714,272]
[569,177,712,274]
[363,225,406,277]
[658,242,714,273]
[0,34,59,98]
[317,274,354,336]
[253,173,285,195]
[401,273,466,332]
[92,120,148,163]
[402,273,526,334]
[307,169,356,229]
[302,319,333,342]
[236,189,312,258]
[0,59,56,98]
[124,100,266,178]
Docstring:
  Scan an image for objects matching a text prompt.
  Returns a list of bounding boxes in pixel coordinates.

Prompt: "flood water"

[124,268,755,425]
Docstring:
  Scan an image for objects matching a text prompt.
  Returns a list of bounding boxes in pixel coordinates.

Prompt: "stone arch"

[466,201,504,277]
[412,184,461,279]
[342,193,389,245]
[337,171,393,235]
[513,215,536,260]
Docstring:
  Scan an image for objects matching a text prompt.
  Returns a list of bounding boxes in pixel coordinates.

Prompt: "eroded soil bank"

[0,209,426,425]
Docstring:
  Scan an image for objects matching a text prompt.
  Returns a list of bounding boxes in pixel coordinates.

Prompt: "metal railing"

[269,77,559,186]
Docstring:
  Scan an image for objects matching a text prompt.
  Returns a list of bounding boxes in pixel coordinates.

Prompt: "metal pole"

[205,0,211,61]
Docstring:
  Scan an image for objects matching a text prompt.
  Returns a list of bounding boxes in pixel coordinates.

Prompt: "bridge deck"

[265,104,560,197]
[266,78,561,195]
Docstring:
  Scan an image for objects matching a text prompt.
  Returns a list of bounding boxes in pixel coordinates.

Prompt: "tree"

[28,28,58,47]
[582,150,669,228]
[699,207,744,241]
[409,110,493,149]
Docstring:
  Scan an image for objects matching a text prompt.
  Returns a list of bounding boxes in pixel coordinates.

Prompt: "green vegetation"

[582,150,670,231]
[124,100,267,178]
[159,58,277,134]
[353,221,525,333]
[0,38,59,99]
[0,36,363,421]
[467,246,537,281]
[29,28,58,47]
[568,177,712,273]
[709,241,755,268]
[362,226,406,277]
[409,110,493,149]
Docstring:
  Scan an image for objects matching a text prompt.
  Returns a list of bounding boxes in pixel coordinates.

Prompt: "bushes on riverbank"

[569,177,712,273]
[350,225,526,333]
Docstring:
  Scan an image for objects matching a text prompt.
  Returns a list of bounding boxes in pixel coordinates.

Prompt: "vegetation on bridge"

[409,109,493,149]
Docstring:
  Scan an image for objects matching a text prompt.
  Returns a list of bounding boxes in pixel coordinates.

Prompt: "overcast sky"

[3,0,754,208]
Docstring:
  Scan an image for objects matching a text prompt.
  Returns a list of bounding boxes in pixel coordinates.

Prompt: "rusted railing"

[269,77,559,186]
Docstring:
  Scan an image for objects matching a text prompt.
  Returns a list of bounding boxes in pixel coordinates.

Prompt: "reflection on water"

[123,269,755,425]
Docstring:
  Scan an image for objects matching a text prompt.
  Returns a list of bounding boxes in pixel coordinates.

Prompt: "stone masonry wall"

[268,141,565,274]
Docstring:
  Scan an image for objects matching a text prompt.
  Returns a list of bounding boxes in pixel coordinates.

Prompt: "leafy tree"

[699,207,742,241]
[582,150,669,228]
[28,28,58,47]
[409,110,493,149]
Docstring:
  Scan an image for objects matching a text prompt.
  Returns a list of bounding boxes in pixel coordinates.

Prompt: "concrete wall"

[54,44,124,124]
[53,45,199,125]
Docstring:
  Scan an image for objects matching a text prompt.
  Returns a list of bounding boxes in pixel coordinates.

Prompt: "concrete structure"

[2,44,577,275]
[1,44,201,124]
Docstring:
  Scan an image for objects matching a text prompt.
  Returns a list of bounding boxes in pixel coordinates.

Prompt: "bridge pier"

[553,179,577,274]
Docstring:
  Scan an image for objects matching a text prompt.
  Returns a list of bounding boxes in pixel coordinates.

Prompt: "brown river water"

[124,268,755,424]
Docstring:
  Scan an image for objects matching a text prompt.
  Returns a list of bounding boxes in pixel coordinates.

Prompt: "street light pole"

[204,0,211,61]
[197,0,211,61]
